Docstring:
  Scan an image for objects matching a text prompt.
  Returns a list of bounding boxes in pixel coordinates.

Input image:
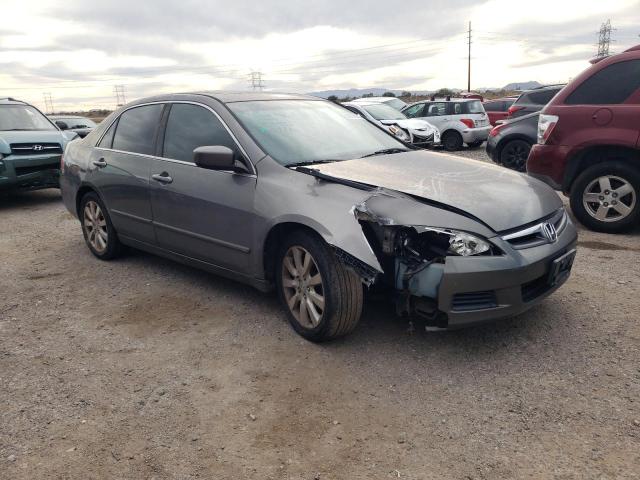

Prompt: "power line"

[43,92,54,114]
[248,71,265,91]
[596,19,614,58]
[113,85,126,106]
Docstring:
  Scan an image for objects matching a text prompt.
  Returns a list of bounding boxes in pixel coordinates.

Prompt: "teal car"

[0,98,76,192]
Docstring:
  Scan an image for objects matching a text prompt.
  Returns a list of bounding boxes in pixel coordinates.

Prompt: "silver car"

[60,92,577,342]
[343,101,440,147]
[402,98,492,151]
[350,96,407,111]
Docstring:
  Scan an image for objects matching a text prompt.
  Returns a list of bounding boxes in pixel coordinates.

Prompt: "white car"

[343,101,440,147]
[350,96,407,111]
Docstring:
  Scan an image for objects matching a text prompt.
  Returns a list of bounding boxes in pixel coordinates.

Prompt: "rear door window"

[112,104,163,155]
[162,103,238,163]
[403,103,425,118]
[528,89,559,105]
[566,59,640,105]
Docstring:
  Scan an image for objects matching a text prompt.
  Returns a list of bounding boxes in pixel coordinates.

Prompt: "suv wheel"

[442,131,463,151]
[276,231,363,342]
[570,161,640,233]
[500,139,531,172]
[80,192,122,259]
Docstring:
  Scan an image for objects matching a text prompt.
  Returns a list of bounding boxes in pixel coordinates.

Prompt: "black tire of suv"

[79,192,122,260]
[276,230,363,342]
[467,140,484,149]
[569,161,640,233]
[442,131,463,151]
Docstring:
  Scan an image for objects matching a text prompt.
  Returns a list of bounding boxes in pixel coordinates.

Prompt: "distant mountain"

[309,88,403,99]
[502,81,542,91]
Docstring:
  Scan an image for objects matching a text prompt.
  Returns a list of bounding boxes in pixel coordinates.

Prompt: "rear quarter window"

[565,59,640,105]
[528,89,559,105]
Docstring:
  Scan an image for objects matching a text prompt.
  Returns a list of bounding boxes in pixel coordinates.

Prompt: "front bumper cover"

[0,154,61,191]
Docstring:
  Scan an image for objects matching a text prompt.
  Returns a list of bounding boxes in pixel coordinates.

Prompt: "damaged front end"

[352,199,500,328]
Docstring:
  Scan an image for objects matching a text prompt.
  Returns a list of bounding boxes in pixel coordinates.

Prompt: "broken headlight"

[447,231,490,256]
[388,125,410,142]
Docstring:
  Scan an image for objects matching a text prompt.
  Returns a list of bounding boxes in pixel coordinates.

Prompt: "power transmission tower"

[248,71,265,91]
[114,85,127,107]
[466,21,472,92]
[43,92,54,114]
[596,19,614,58]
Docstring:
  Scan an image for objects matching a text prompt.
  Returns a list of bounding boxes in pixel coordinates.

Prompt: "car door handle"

[152,172,173,184]
[92,158,107,168]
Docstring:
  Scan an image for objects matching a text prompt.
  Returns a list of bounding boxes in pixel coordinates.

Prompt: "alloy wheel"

[83,200,108,253]
[582,175,636,223]
[502,142,529,171]
[281,246,325,328]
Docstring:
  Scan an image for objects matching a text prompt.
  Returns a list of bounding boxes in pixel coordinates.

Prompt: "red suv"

[527,45,640,233]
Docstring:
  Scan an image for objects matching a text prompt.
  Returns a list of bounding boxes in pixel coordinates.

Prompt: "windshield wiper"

[287,159,342,168]
[360,148,408,158]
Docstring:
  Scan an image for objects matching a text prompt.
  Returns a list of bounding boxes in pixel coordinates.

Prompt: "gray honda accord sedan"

[60,92,577,341]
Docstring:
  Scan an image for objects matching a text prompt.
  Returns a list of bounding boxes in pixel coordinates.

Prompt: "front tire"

[569,161,640,233]
[80,192,122,259]
[442,131,463,151]
[276,231,363,342]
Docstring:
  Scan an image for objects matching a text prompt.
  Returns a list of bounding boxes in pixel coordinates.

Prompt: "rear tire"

[79,192,122,260]
[569,161,640,233]
[276,230,363,342]
[442,131,463,151]
[499,139,531,172]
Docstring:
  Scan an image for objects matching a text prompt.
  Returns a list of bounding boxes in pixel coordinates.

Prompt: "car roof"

[351,97,397,103]
[343,101,379,107]
[0,97,30,106]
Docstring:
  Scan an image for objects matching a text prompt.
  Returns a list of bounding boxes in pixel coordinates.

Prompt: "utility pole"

[113,85,127,107]
[596,19,613,58]
[467,21,472,92]
[43,92,54,114]
[248,71,265,91]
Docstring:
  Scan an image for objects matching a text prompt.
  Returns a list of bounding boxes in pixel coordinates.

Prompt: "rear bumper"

[0,155,61,191]
[461,126,491,143]
[406,216,578,328]
[526,144,572,190]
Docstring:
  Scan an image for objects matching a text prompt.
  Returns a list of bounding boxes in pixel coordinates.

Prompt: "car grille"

[451,291,497,311]
[10,143,63,155]
[501,209,568,249]
[15,160,60,176]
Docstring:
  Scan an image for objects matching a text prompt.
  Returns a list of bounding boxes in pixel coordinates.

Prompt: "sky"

[1,0,639,111]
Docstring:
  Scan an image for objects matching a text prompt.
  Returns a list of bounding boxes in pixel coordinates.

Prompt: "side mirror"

[193,146,236,171]
[55,120,69,130]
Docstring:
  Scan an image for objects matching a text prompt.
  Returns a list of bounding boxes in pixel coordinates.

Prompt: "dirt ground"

[1,151,639,479]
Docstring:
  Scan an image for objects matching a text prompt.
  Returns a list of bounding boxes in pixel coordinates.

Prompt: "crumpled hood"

[381,118,436,131]
[0,130,70,154]
[311,150,563,232]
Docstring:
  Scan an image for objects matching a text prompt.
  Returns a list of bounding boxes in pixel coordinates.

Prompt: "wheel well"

[564,145,640,192]
[75,185,97,217]
[262,222,322,281]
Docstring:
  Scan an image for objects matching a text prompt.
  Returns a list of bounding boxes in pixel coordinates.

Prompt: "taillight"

[537,114,559,144]
[489,124,506,137]
[507,105,524,116]
[460,118,475,129]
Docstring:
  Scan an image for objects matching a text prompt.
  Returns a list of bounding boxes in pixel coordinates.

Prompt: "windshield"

[58,117,97,129]
[383,98,407,110]
[466,100,485,114]
[362,104,406,121]
[228,100,407,166]
[0,105,57,131]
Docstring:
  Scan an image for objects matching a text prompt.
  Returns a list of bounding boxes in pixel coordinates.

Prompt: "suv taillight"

[460,118,475,128]
[507,105,524,116]
[537,114,559,144]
